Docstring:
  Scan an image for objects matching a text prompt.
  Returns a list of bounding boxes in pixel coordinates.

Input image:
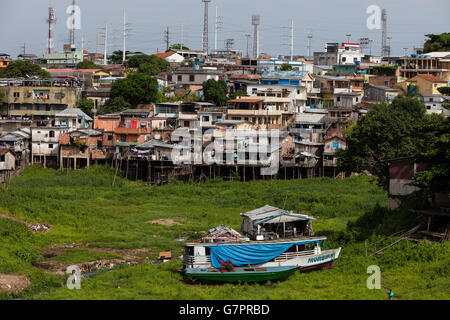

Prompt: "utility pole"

[214,6,223,53]
[346,34,352,43]
[103,23,108,65]
[122,9,127,63]
[307,30,313,59]
[252,15,260,58]
[290,19,294,61]
[69,0,76,46]
[202,0,211,54]
[181,25,184,50]
[245,34,251,58]
[164,26,170,51]
[387,37,392,58]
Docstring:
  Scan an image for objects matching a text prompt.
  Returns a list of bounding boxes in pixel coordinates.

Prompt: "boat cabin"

[240,205,315,240]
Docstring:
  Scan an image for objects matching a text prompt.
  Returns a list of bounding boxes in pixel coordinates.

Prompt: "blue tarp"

[207,240,319,268]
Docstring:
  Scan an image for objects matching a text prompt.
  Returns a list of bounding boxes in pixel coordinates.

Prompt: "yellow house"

[398,74,448,95]
[0,54,11,69]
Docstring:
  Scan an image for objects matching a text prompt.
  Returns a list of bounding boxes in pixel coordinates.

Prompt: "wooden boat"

[181,206,341,282]
[184,265,298,283]
[183,238,341,275]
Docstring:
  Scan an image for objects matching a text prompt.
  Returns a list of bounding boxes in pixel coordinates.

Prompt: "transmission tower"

[252,15,260,58]
[214,6,223,53]
[225,38,234,51]
[202,0,211,53]
[46,7,57,54]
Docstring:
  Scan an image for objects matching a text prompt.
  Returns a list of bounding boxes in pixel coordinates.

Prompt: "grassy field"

[0,165,448,300]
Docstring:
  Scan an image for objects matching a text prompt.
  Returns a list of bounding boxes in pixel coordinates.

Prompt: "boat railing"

[183,255,211,265]
[274,250,316,261]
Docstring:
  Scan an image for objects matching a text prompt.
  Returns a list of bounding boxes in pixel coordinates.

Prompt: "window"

[0,155,5,162]
[178,75,182,82]
[337,97,341,102]
[48,144,53,149]
[167,75,172,81]
[342,57,346,62]
[189,75,195,82]
[49,130,55,138]
[107,135,113,141]
[13,92,20,98]
[356,97,359,102]
[97,140,103,148]
[202,115,210,122]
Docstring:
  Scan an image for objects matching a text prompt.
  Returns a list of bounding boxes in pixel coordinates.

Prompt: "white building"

[422,94,449,115]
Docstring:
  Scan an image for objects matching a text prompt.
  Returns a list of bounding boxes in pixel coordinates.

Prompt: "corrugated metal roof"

[261,70,308,80]
[241,205,314,222]
[57,108,93,121]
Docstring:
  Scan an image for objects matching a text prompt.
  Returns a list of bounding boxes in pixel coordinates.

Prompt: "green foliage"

[108,50,131,64]
[337,97,432,190]
[76,98,95,117]
[100,97,131,115]
[110,73,163,107]
[437,86,450,95]
[372,65,397,76]
[202,79,229,106]
[0,60,50,79]
[76,61,103,70]
[0,166,448,300]
[279,64,294,71]
[228,90,248,101]
[169,44,189,50]
[127,54,171,76]
[412,116,450,200]
[423,33,450,53]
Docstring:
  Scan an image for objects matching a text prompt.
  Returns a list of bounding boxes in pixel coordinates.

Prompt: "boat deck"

[184,236,326,247]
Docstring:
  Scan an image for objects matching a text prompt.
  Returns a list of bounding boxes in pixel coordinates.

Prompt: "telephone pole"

[103,23,108,65]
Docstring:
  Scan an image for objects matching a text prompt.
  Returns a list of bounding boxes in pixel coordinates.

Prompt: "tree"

[437,87,450,95]
[336,97,432,190]
[228,90,248,100]
[100,96,131,114]
[110,72,164,106]
[202,79,229,106]
[412,115,450,204]
[76,61,103,70]
[127,54,171,75]
[169,44,190,50]
[279,64,294,71]
[0,60,50,78]
[395,84,422,99]
[76,98,95,117]
[108,50,131,64]
[423,33,450,53]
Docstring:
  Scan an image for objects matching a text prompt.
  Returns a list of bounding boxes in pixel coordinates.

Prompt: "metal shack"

[240,205,315,240]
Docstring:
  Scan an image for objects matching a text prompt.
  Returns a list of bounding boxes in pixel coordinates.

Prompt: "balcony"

[115,126,151,135]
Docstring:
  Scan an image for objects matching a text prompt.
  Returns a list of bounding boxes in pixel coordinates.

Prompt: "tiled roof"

[415,74,446,83]
[155,52,176,59]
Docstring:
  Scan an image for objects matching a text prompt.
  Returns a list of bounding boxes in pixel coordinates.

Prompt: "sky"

[1,0,449,59]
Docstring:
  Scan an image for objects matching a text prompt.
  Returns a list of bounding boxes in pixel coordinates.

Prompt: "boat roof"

[183,236,326,247]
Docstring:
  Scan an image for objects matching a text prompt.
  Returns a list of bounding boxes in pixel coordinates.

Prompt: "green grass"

[0,165,448,300]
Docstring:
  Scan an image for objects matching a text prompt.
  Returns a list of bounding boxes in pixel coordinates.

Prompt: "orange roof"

[49,69,102,73]
[155,52,175,59]
[415,74,446,83]
[229,98,264,103]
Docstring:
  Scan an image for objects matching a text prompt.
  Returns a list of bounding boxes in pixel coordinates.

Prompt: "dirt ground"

[0,213,51,232]
[147,217,186,226]
[33,244,155,275]
[0,274,30,293]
